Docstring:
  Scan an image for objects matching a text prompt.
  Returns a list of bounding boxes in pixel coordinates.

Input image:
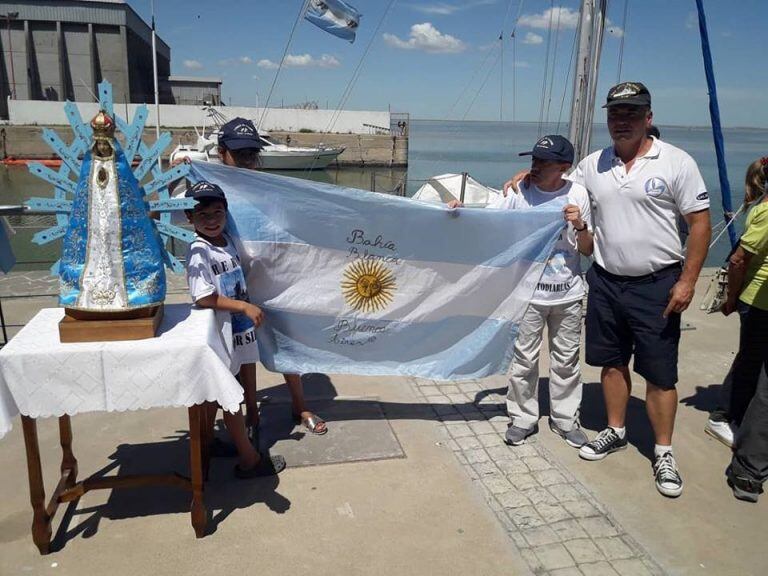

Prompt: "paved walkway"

[410,376,663,576]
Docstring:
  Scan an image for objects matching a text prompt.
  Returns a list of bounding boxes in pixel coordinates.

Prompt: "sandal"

[292,412,328,435]
[234,453,287,479]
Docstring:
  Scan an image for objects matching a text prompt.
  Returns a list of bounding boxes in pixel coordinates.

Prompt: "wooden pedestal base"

[59,305,164,343]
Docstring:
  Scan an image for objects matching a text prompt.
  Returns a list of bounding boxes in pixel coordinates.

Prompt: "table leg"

[21,416,52,554]
[58,416,78,488]
[188,405,207,538]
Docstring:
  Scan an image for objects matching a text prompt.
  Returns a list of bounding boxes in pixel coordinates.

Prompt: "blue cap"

[519,135,574,164]
[185,181,227,206]
[218,117,263,150]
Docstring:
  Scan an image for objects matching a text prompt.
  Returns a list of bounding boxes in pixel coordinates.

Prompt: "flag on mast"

[304,0,361,43]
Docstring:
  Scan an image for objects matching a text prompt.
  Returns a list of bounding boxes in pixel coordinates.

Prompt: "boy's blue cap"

[519,135,574,164]
[218,117,263,150]
[185,181,227,205]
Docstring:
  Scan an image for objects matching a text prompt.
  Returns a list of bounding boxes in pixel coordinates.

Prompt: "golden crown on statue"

[90,110,116,140]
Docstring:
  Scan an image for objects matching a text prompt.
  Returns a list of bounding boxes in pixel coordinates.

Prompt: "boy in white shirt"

[185,181,285,478]
[453,135,594,447]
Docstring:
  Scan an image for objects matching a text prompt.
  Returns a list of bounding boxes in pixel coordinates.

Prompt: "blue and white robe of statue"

[59,142,166,310]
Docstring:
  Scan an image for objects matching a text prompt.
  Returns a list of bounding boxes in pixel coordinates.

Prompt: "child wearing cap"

[217,117,328,436]
[185,180,286,478]
[454,135,594,447]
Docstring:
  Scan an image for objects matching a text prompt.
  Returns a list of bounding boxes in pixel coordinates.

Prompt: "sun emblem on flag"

[341,260,396,312]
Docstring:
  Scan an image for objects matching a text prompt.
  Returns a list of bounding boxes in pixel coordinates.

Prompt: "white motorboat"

[169,107,345,171]
[411,173,502,207]
[170,132,345,171]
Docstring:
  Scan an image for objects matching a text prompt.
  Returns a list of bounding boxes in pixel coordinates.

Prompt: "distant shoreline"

[410,118,768,131]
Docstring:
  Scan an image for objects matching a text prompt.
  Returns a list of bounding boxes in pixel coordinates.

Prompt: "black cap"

[218,117,263,150]
[185,181,227,206]
[519,135,574,164]
[603,81,651,108]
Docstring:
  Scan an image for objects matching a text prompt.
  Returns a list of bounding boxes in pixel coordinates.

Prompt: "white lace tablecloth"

[0,305,244,440]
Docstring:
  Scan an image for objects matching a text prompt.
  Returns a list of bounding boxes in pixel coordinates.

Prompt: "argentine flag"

[304,0,361,43]
[189,162,563,380]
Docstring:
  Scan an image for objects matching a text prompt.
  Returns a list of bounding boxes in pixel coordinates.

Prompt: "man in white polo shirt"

[572,82,711,498]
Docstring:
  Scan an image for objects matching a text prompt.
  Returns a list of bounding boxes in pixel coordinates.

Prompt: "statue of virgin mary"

[58,110,166,317]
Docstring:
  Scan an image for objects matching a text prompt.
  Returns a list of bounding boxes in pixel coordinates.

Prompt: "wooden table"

[20,405,215,554]
[0,306,245,554]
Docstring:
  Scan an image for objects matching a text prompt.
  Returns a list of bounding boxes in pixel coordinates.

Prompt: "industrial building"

[0,0,221,118]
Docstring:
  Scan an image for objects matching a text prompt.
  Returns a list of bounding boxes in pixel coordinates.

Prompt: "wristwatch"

[574,223,588,232]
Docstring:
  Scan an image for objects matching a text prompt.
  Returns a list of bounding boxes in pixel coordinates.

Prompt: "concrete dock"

[1,126,409,168]
[0,271,765,575]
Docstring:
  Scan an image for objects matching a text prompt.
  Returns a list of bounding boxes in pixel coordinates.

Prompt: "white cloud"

[518,7,622,37]
[218,56,256,67]
[519,7,580,30]
[685,11,698,30]
[522,32,543,45]
[410,1,496,16]
[257,54,341,69]
[183,59,204,70]
[257,59,278,70]
[383,23,466,54]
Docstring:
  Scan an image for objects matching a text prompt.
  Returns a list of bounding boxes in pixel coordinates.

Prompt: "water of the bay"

[2,119,766,270]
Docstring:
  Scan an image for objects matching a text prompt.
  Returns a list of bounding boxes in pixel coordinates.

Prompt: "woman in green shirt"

[723,157,768,502]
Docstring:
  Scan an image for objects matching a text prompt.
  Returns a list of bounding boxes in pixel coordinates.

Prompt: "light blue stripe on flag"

[0,218,16,274]
[189,161,563,380]
[304,0,361,43]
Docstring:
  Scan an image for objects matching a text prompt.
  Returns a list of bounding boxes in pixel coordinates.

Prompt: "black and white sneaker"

[653,451,683,498]
[578,427,628,461]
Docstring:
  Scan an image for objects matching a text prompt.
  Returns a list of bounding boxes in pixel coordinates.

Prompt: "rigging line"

[258,0,309,128]
[509,0,526,37]
[501,0,517,32]
[537,0,556,136]
[555,24,579,134]
[511,31,516,123]
[461,47,503,121]
[499,0,517,122]
[544,1,563,126]
[446,42,496,119]
[616,0,630,83]
[325,0,398,134]
[500,32,504,121]
[454,40,502,121]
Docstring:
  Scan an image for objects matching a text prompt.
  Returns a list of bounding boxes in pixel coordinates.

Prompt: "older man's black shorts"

[585,263,682,389]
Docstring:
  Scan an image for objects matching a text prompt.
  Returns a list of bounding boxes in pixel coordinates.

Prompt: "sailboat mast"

[695,0,736,248]
[568,0,607,165]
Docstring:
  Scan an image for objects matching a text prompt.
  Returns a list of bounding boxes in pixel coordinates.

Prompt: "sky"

[132,0,768,128]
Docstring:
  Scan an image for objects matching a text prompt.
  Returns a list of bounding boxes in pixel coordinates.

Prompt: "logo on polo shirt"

[697,192,709,200]
[644,177,668,198]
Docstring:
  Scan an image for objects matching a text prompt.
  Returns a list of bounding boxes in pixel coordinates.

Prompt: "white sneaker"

[653,451,683,498]
[705,419,736,447]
